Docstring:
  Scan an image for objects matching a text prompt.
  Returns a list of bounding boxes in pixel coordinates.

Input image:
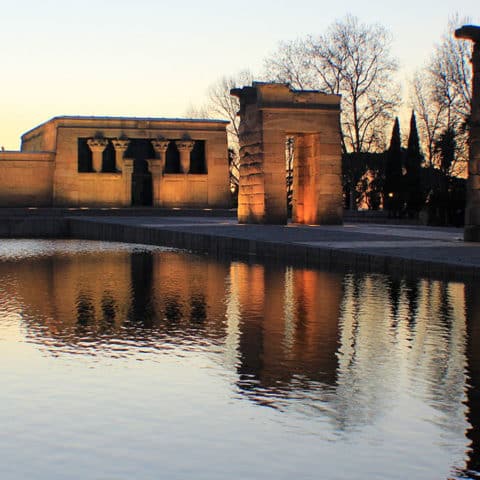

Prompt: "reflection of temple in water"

[230,262,342,405]
[0,248,230,352]
[0,244,478,475]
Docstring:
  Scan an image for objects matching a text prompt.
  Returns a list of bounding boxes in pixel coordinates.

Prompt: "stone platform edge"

[0,215,477,281]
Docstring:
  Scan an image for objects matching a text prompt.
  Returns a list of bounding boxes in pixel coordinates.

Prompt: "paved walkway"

[72,216,480,280]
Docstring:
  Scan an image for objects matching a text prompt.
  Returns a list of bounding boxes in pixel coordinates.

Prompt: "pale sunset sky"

[0,0,478,149]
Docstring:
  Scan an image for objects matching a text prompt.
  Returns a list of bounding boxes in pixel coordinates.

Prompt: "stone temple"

[0,83,344,224]
[0,116,231,208]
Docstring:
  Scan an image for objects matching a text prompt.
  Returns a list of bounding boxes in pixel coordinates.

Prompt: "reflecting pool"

[0,239,478,479]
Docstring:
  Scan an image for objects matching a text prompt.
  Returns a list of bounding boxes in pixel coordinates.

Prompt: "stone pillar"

[151,140,170,174]
[313,135,343,224]
[122,158,134,206]
[87,138,108,173]
[262,128,289,224]
[147,158,164,206]
[111,138,130,172]
[293,133,344,225]
[176,140,195,174]
[455,25,480,241]
[236,105,268,223]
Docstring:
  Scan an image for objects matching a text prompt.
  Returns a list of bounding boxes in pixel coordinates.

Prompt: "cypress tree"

[405,111,424,217]
[384,117,403,216]
[436,126,456,176]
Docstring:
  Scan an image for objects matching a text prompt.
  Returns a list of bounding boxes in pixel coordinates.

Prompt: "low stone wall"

[66,218,479,281]
[0,212,476,281]
[157,174,208,207]
[0,152,54,206]
[76,173,131,207]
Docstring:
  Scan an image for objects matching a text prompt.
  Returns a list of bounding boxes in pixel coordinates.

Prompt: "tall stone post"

[455,25,480,241]
[151,140,170,173]
[148,141,169,207]
[146,158,164,207]
[87,138,108,173]
[111,138,130,172]
[122,158,134,206]
[176,140,195,174]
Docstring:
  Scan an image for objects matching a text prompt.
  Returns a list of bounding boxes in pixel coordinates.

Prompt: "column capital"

[175,140,195,152]
[455,25,480,43]
[151,139,170,154]
[87,138,108,153]
[112,138,130,152]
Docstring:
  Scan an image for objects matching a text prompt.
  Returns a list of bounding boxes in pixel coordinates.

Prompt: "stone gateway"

[231,83,343,225]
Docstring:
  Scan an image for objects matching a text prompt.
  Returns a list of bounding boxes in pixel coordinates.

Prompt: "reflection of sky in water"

[0,239,477,480]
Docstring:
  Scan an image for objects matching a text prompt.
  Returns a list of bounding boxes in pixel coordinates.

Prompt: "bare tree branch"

[263,15,400,155]
[410,15,472,176]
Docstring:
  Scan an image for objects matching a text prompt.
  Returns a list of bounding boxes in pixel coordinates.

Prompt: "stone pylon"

[455,25,480,241]
[231,82,343,225]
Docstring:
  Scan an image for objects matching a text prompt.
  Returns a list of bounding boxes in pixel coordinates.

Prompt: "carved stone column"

[122,158,134,206]
[147,158,164,206]
[176,140,195,174]
[151,140,170,174]
[87,138,109,173]
[455,25,480,241]
[111,138,130,172]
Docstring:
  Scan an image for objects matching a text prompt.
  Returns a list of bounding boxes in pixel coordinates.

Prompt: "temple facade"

[0,116,231,208]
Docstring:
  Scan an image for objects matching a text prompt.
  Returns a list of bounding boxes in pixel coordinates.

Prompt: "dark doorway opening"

[125,139,155,206]
[77,138,116,173]
[190,141,206,174]
[165,141,181,173]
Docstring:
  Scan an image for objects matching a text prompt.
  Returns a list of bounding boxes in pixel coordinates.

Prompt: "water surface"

[0,239,478,479]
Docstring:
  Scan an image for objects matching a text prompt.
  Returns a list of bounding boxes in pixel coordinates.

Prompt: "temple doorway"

[125,139,154,206]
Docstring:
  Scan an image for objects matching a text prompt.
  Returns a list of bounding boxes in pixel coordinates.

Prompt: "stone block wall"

[156,175,208,208]
[0,152,54,206]
[77,173,132,207]
[237,102,267,223]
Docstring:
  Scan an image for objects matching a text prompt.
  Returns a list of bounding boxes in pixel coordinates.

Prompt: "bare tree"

[411,15,472,176]
[264,39,314,90]
[188,70,252,148]
[263,15,400,155]
[187,70,253,192]
[411,72,445,167]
